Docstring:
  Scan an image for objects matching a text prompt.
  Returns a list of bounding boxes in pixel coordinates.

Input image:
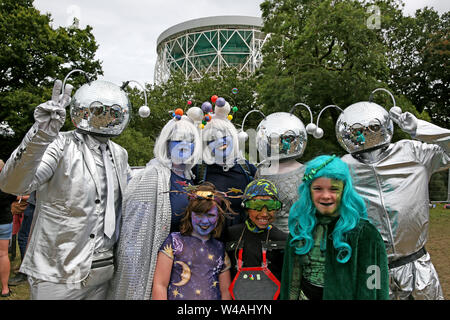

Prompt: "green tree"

[256,0,438,161]
[0,0,102,159]
[112,127,153,167]
[385,7,449,127]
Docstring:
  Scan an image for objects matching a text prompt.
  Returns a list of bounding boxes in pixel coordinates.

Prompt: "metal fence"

[430,169,450,203]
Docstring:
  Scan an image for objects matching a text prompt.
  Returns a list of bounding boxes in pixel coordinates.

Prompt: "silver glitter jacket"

[342,119,450,261]
[108,159,172,300]
[0,124,130,283]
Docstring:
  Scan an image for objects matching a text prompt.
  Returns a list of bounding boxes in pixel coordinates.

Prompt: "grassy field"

[2,204,449,300]
[426,203,450,299]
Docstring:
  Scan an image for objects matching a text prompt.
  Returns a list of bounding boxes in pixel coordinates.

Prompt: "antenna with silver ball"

[369,88,400,115]
[238,109,266,142]
[122,80,150,118]
[62,69,90,94]
[312,105,344,139]
[289,103,317,135]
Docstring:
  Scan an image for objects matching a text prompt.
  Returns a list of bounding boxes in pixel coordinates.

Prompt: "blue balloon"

[216,97,226,107]
[201,102,213,113]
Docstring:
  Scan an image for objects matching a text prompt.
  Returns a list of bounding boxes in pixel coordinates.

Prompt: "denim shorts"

[0,223,13,240]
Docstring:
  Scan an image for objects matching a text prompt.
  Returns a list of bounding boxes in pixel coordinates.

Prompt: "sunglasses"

[243,199,282,211]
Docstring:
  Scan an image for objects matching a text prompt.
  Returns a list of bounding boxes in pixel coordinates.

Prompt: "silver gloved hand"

[34,80,73,136]
[389,106,418,136]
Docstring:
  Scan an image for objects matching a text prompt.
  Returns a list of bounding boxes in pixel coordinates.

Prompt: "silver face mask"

[70,80,131,137]
[256,112,308,161]
[335,101,393,154]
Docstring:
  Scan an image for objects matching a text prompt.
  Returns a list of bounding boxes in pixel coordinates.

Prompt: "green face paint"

[310,178,344,216]
[331,179,344,213]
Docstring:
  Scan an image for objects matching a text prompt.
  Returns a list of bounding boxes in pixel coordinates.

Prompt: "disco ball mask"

[256,112,308,161]
[336,101,393,154]
[70,80,131,137]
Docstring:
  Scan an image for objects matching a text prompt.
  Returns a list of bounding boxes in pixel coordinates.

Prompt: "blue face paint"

[207,136,233,161]
[191,206,219,237]
[168,140,194,164]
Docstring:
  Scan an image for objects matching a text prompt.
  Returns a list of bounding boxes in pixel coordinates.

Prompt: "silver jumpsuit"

[342,119,449,299]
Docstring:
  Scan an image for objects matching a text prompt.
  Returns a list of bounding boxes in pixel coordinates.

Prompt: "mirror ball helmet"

[70,80,131,137]
[256,112,308,161]
[335,101,393,154]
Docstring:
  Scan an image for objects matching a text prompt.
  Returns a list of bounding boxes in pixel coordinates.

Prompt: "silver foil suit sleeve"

[0,123,65,195]
[413,119,450,157]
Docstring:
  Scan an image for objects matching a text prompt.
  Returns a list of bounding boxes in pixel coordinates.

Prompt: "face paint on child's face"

[310,178,344,215]
[191,205,219,237]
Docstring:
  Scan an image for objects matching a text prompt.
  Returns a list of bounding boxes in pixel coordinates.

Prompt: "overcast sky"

[33,0,449,87]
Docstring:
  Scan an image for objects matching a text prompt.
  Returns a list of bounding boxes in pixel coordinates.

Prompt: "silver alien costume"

[109,113,202,300]
[254,105,315,233]
[0,79,132,299]
[334,94,449,300]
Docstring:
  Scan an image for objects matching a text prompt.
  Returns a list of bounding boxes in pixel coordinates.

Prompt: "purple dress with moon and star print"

[159,232,230,300]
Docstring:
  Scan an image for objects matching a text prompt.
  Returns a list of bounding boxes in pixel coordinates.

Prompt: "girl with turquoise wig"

[280,155,389,300]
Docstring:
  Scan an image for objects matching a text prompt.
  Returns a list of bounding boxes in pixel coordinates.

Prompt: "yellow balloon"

[227,115,233,121]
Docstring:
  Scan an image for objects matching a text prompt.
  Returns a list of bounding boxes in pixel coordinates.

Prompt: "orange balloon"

[211,95,218,103]
[174,108,184,116]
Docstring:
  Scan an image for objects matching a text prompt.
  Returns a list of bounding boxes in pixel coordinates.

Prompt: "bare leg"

[0,239,11,295]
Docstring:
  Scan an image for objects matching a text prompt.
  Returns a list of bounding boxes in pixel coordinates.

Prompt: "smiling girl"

[281,155,389,300]
[152,182,233,300]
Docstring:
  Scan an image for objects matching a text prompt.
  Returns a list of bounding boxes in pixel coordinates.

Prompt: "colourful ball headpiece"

[197,92,239,129]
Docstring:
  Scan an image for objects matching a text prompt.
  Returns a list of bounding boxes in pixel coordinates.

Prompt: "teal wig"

[288,155,368,263]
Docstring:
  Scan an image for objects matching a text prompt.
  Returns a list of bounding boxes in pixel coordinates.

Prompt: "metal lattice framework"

[154,16,267,84]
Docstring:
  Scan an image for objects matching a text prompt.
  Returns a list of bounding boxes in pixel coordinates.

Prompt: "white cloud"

[403,0,449,16]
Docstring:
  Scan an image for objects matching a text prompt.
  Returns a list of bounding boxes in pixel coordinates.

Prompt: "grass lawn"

[2,204,449,300]
[426,203,450,299]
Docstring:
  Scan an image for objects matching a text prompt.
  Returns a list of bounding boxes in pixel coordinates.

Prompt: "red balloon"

[211,95,218,103]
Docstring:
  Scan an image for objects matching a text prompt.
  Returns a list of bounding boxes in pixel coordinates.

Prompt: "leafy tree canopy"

[384,7,449,127]
[257,0,444,161]
[0,0,102,159]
